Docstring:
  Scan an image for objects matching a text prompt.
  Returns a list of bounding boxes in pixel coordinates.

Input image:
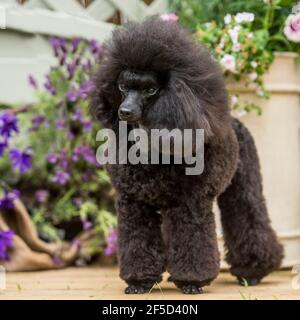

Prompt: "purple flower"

[28,75,38,89]
[59,54,66,66]
[82,170,93,182]
[35,190,49,203]
[0,112,18,140]
[104,228,117,256]
[72,145,96,165]
[0,190,20,210]
[79,80,94,98]
[90,39,101,54]
[73,197,83,207]
[83,59,92,71]
[0,141,7,157]
[82,119,92,132]
[52,170,70,185]
[49,37,67,55]
[67,62,76,79]
[66,89,79,102]
[47,153,59,164]
[67,130,75,140]
[9,149,32,173]
[30,115,46,131]
[44,78,56,95]
[71,108,83,121]
[66,81,94,102]
[81,218,93,231]
[58,149,70,170]
[71,38,81,53]
[0,230,15,261]
[55,119,66,130]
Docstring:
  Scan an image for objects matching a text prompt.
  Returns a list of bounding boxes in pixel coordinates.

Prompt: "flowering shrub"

[190,1,300,115]
[195,12,273,115]
[0,37,117,261]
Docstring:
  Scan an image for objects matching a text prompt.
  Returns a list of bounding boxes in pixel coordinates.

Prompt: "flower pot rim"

[274,52,299,58]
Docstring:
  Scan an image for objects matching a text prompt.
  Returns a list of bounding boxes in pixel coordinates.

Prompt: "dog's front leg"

[164,199,220,294]
[117,194,165,294]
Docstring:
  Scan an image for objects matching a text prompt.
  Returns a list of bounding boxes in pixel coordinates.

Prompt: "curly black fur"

[90,16,283,294]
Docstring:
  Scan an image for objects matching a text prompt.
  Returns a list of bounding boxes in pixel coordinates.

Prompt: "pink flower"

[228,28,239,44]
[220,54,236,72]
[160,13,179,22]
[232,43,241,52]
[284,13,300,43]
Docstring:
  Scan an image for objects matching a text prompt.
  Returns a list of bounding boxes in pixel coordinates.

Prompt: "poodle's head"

[90,16,230,140]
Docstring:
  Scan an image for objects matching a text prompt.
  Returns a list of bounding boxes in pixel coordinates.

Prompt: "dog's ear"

[154,70,230,141]
[89,55,122,130]
[153,72,213,138]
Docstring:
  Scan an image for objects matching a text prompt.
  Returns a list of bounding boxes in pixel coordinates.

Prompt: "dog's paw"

[181,284,203,294]
[125,284,146,294]
[238,277,260,287]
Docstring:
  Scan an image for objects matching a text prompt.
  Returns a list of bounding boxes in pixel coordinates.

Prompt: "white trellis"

[0,0,168,104]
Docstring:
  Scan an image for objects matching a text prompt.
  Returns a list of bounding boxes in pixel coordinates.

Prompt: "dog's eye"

[118,83,127,92]
[146,88,158,96]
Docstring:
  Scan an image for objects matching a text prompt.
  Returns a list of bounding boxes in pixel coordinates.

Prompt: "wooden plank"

[147,0,168,15]
[5,6,115,41]
[110,0,147,21]
[0,267,297,300]
[42,0,90,18]
[86,0,116,21]
[22,0,50,10]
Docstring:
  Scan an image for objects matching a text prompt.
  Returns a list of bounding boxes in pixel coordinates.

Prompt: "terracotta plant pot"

[217,52,300,268]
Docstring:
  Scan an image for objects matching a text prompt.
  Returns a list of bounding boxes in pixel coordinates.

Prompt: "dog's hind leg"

[217,119,283,286]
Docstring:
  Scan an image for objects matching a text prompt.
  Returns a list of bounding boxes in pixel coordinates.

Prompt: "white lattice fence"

[0,0,168,104]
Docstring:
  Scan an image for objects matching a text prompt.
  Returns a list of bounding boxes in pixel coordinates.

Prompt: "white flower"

[234,109,247,118]
[233,25,241,32]
[224,14,232,25]
[219,39,225,49]
[249,72,258,81]
[251,61,258,68]
[232,43,241,52]
[228,28,239,44]
[220,54,236,72]
[231,95,239,106]
[235,12,255,23]
[284,13,300,42]
[256,88,264,97]
[292,2,300,14]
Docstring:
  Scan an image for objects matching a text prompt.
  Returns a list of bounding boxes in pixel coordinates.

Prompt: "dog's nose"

[119,107,133,119]
[118,107,140,122]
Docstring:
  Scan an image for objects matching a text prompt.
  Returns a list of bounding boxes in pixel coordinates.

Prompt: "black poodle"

[90,16,283,294]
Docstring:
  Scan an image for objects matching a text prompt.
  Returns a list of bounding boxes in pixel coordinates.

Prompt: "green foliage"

[170,0,300,114]
[0,38,117,260]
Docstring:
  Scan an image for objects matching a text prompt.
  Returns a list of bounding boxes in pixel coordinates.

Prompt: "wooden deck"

[0,267,299,300]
